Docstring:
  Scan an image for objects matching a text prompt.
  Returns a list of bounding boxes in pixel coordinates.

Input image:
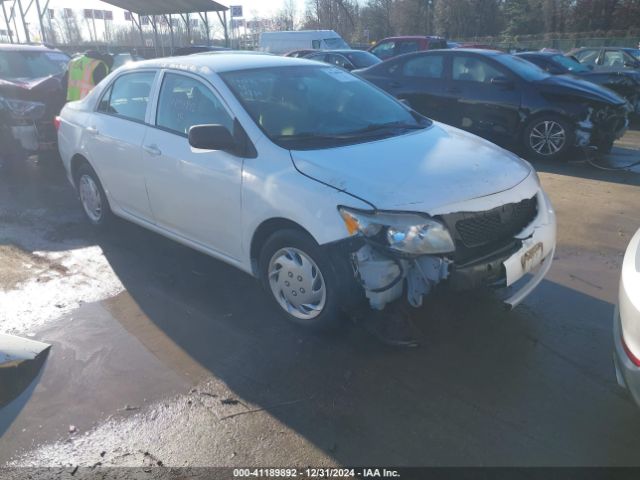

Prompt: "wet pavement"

[1,134,640,468]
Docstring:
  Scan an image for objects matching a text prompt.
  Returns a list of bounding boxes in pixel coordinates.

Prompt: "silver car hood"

[290,122,532,213]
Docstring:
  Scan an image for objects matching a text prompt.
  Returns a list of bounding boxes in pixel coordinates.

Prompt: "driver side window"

[155,73,233,136]
[371,41,395,60]
[452,56,502,83]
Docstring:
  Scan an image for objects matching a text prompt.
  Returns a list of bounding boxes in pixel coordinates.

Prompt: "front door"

[445,54,521,146]
[143,71,243,260]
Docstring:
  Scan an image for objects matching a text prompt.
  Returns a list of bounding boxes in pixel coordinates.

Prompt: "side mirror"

[490,76,514,89]
[188,124,236,152]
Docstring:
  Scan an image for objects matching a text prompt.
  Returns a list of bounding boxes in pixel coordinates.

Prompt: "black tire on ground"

[74,162,112,227]
[595,138,614,155]
[258,229,344,330]
[522,114,574,162]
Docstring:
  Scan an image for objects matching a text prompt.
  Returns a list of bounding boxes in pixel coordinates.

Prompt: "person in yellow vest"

[66,51,112,102]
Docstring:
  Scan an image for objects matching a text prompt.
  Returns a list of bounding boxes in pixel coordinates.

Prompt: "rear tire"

[259,229,344,330]
[522,115,574,162]
[75,163,112,227]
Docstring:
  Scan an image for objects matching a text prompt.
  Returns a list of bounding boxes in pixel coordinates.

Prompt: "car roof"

[123,53,321,74]
[310,49,370,54]
[0,43,65,53]
[379,36,444,41]
[516,51,555,57]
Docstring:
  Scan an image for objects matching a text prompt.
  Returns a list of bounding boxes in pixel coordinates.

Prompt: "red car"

[368,36,448,60]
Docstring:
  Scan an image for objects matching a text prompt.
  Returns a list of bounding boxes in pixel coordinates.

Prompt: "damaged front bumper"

[575,105,630,149]
[347,190,556,311]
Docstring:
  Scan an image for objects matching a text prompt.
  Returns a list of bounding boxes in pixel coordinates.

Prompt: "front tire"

[75,163,112,227]
[522,115,574,162]
[259,229,343,330]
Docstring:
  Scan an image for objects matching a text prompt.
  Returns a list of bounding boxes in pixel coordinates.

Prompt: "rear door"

[445,53,521,145]
[89,70,157,221]
[387,53,447,120]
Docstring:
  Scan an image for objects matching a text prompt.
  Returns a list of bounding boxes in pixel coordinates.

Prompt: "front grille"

[448,196,538,249]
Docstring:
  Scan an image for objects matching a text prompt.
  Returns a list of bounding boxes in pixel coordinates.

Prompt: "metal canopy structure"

[1,0,51,44]
[101,0,228,16]
[101,0,230,55]
[0,0,229,55]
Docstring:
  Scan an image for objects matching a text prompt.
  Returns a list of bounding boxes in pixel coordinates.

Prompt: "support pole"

[11,1,20,43]
[34,0,44,42]
[17,0,30,43]
[198,12,209,46]
[133,13,144,51]
[150,15,159,58]
[2,1,13,43]
[165,14,174,54]
[216,10,228,48]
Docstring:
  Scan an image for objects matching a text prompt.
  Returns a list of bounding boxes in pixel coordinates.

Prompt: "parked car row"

[355,49,630,160]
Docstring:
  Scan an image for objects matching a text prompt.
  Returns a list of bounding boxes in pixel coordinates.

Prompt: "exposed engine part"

[575,108,593,147]
[353,243,450,310]
[405,256,450,307]
[353,244,404,310]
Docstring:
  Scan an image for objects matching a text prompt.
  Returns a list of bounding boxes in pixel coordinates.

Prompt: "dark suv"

[368,36,447,61]
[0,43,69,164]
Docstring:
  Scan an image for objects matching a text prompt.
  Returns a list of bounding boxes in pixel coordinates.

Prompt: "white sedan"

[614,227,640,407]
[56,54,556,329]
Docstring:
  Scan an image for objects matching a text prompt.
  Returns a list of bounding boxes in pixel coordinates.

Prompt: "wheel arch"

[70,153,93,187]
[249,217,315,276]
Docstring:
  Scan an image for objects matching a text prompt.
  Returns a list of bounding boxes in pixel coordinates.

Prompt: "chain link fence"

[454,35,640,53]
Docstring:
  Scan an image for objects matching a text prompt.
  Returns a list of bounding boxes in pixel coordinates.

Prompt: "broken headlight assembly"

[338,206,455,255]
[0,96,46,121]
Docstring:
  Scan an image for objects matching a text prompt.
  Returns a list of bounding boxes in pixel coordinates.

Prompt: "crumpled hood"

[0,74,65,102]
[538,74,627,105]
[290,122,533,213]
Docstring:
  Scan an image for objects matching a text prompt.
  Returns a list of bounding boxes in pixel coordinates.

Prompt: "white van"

[258,30,349,55]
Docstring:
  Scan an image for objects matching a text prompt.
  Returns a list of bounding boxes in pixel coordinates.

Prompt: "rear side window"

[428,39,447,50]
[575,49,599,65]
[155,73,233,136]
[327,54,351,69]
[603,50,625,67]
[402,55,444,78]
[371,41,395,60]
[396,41,420,56]
[97,71,155,122]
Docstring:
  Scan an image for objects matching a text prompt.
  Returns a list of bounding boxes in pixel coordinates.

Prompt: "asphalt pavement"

[1,133,640,468]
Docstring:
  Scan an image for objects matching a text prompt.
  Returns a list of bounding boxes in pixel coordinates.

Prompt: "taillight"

[54,116,61,131]
[622,334,640,367]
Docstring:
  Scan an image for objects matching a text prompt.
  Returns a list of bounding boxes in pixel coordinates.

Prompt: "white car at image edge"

[56,54,556,329]
[614,227,640,408]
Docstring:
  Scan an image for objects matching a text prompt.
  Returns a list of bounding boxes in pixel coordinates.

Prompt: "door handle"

[86,126,99,135]
[143,144,162,157]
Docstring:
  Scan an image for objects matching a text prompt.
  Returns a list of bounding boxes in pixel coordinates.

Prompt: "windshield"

[323,37,349,49]
[552,54,590,73]
[494,54,550,81]
[0,51,69,79]
[221,65,427,149]
[344,51,381,68]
